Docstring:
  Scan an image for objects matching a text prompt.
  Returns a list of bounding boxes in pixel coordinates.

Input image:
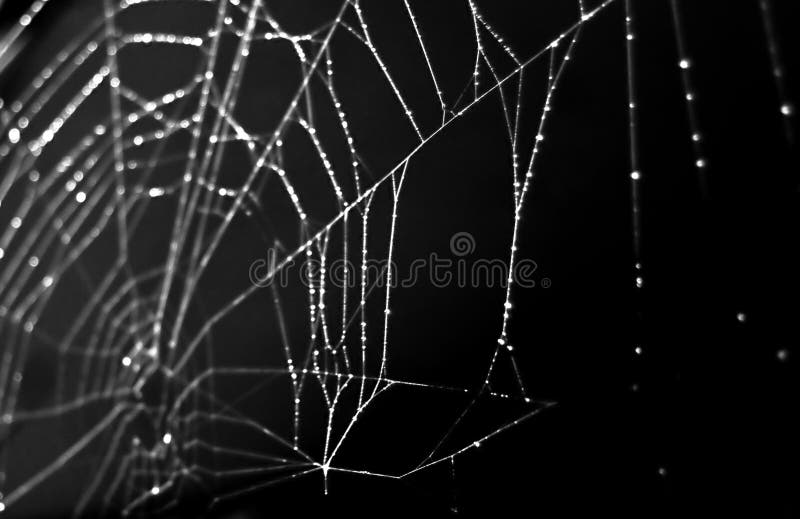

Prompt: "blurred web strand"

[758,0,794,144]
[0,1,50,65]
[669,0,709,197]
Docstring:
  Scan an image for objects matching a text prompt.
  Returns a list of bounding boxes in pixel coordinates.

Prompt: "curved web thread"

[0,0,789,515]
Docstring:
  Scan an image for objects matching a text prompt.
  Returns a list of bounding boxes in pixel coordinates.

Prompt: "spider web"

[0,0,792,516]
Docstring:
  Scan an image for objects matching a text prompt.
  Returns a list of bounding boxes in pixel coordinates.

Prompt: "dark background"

[1,0,798,517]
